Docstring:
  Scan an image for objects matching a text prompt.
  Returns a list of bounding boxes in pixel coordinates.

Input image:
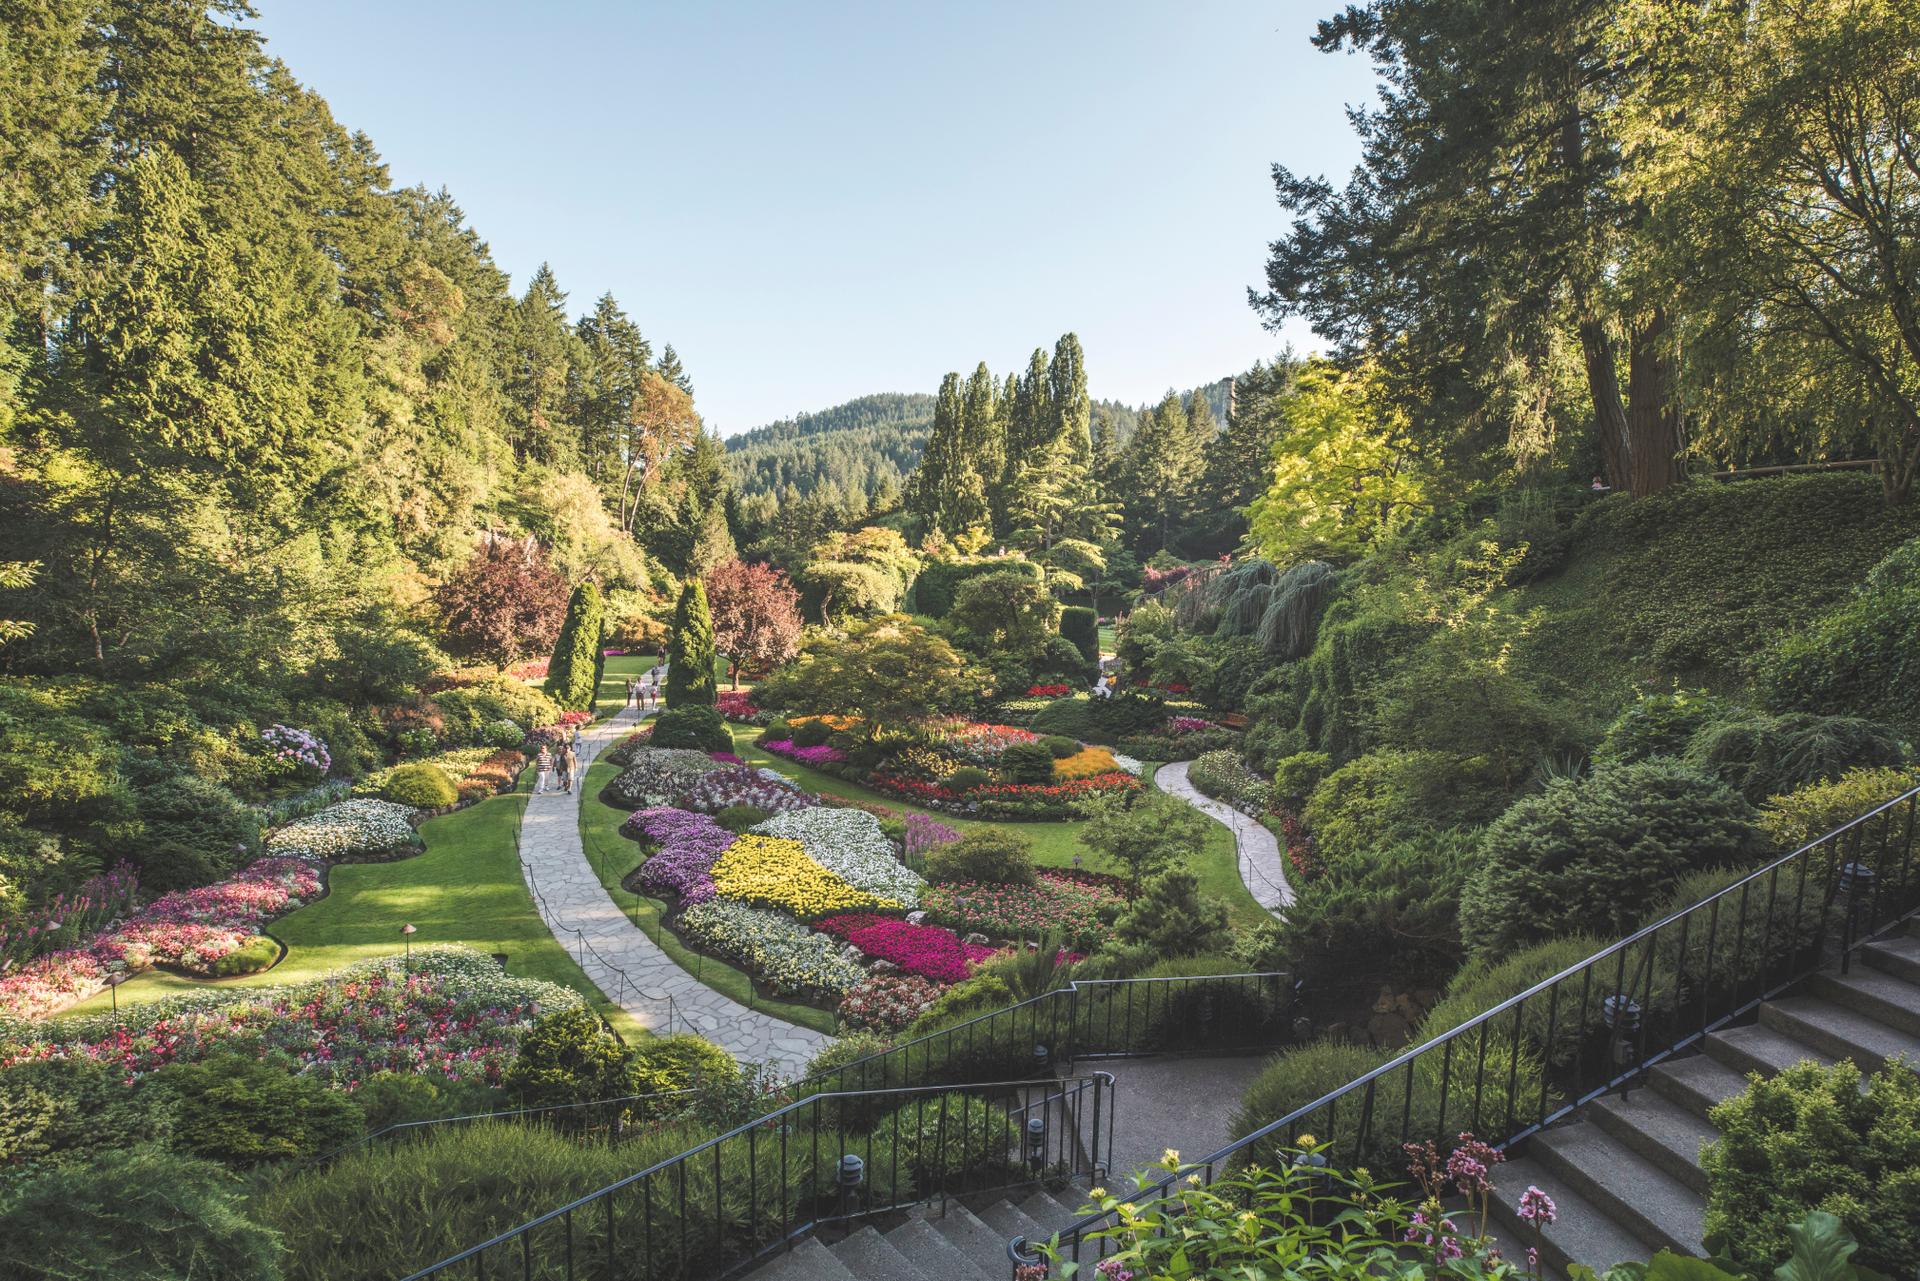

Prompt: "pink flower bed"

[716,691,761,722]
[1169,716,1215,734]
[815,913,995,984]
[507,658,550,680]
[761,739,848,767]
[0,865,139,969]
[928,720,1040,765]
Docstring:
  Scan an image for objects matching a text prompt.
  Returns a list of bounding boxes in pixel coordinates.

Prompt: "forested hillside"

[726,393,933,530]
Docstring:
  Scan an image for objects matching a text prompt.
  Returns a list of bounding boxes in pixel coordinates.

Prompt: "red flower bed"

[1274,807,1322,881]
[815,913,996,984]
[1025,683,1071,697]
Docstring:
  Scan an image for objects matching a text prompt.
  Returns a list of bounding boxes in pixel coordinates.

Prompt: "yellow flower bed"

[789,714,862,732]
[709,834,899,919]
[1054,746,1121,780]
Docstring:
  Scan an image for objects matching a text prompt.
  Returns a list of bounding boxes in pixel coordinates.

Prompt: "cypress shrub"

[1060,605,1099,667]
[543,581,606,712]
[666,580,718,708]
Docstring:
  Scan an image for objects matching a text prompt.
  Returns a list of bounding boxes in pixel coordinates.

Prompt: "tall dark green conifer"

[656,344,692,395]
[665,580,719,707]
[506,264,583,466]
[544,580,606,710]
[1048,333,1092,467]
[908,371,988,537]
[574,293,651,490]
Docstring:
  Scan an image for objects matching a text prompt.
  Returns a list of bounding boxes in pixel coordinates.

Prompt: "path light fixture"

[1026,1115,1048,1171]
[835,1153,865,1231]
[401,922,417,973]
[1838,861,1876,972]
[1602,994,1642,1069]
[106,971,127,1023]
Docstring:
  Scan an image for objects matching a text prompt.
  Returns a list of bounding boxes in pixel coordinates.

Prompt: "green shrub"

[128,765,264,893]
[0,1146,285,1280]
[1303,750,1500,866]
[1459,760,1765,959]
[998,740,1056,783]
[1089,687,1168,737]
[922,829,1036,885]
[543,581,607,711]
[628,1035,738,1114]
[868,1092,1019,1194]
[0,1059,180,1170]
[378,762,459,808]
[1703,1059,1920,1274]
[1270,750,1331,807]
[907,974,1015,1035]
[159,1053,363,1167]
[1098,868,1231,972]
[1281,831,1477,990]
[715,804,770,833]
[760,716,791,743]
[1040,734,1080,759]
[790,717,834,748]
[914,557,1041,618]
[504,1007,631,1109]
[1594,689,1731,766]
[945,765,991,792]
[665,580,719,708]
[649,704,731,753]
[1076,954,1288,1053]
[1646,865,1824,1010]
[1028,695,1097,739]
[1078,790,1214,891]
[1763,585,1920,735]
[801,1030,894,1089]
[432,677,560,747]
[1417,934,1618,1072]
[207,934,279,977]
[1759,765,1920,851]
[1060,605,1099,667]
[1683,710,1907,803]
[1228,1040,1387,1167]
[350,1071,505,1132]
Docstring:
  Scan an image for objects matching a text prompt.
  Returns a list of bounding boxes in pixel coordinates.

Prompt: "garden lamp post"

[836,1153,865,1235]
[401,922,417,973]
[106,972,126,1024]
[1837,862,1876,973]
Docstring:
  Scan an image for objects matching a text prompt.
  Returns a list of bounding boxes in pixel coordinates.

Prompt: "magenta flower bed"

[624,807,735,904]
[761,739,848,767]
[716,691,760,722]
[1169,716,1215,734]
[815,913,995,984]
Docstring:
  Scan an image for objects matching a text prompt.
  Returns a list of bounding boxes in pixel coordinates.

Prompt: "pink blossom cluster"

[1168,716,1215,734]
[927,719,1040,765]
[815,913,996,984]
[837,972,944,1032]
[625,807,735,904]
[716,691,761,722]
[0,865,139,969]
[903,813,960,862]
[760,740,848,766]
[262,723,331,773]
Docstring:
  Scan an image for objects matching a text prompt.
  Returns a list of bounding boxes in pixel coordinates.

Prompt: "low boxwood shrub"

[1703,1059,1920,1273]
[159,1053,363,1167]
[921,829,1035,885]
[206,934,279,978]
[1759,764,1920,852]
[1028,696,1097,740]
[378,762,459,808]
[1459,759,1765,959]
[790,718,834,748]
[1039,734,1080,759]
[504,1007,631,1109]
[944,765,990,792]
[650,705,732,753]
[628,1035,738,1113]
[998,740,1056,784]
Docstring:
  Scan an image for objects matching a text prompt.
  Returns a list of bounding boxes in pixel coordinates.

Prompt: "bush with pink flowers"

[838,972,945,1032]
[815,913,996,983]
[716,691,764,723]
[760,739,848,767]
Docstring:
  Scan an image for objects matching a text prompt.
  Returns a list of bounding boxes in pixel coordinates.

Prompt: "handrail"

[1010,782,1920,1270]
[521,855,683,1037]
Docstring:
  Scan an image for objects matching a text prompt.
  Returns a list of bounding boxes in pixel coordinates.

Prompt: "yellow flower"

[1185,1173,1203,1186]
[1296,1133,1317,1147]
[1162,1148,1181,1166]
[709,834,897,919]
[1089,1187,1107,1199]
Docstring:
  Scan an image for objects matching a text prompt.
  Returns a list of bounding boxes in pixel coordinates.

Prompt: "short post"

[1837,862,1876,974]
[1026,1115,1048,1174]
[400,922,416,975]
[1603,993,1643,1092]
[836,1153,865,1236]
[106,972,126,1025]
[1032,1043,1050,1077]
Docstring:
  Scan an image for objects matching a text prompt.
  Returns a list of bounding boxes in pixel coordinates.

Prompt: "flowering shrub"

[920,871,1125,950]
[266,799,419,863]
[927,720,1041,766]
[816,913,994,983]
[506,657,550,680]
[675,900,863,1002]
[904,813,961,863]
[1141,564,1191,592]
[354,748,492,799]
[752,808,924,906]
[1189,749,1271,817]
[759,739,848,767]
[715,691,763,723]
[456,750,528,801]
[260,724,332,778]
[623,808,736,905]
[838,972,944,1032]
[0,865,139,969]
[709,835,898,919]
[1274,807,1323,881]
[1169,715,1215,734]
[883,744,957,783]
[0,947,579,1087]
[600,749,726,808]
[1054,746,1121,781]
[674,766,814,817]
[1025,684,1072,697]
[602,726,654,767]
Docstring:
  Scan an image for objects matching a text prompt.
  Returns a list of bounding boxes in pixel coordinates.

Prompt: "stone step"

[1529,1123,1706,1256]
[830,1225,928,1281]
[1584,1088,1720,1195]
[881,1217,995,1281]
[977,1198,1048,1260]
[1861,934,1920,986]
[921,1201,1016,1278]
[1488,1154,1652,1277]
[1018,1187,1088,1233]
[747,1236,857,1281]
[1807,967,1920,1038]
[1760,994,1920,1072]
[1647,1053,1753,1121]
[1703,1020,1833,1078]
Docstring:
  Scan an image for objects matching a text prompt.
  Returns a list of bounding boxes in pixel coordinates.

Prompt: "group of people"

[624,661,667,711]
[533,735,579,795]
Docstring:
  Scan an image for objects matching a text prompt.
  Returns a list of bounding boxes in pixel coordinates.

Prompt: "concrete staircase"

[742,1186,1087,1281]
[1489,921,1920,1275]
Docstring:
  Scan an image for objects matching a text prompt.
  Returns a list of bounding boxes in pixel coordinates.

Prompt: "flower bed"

[919,871,1126,951]
[266,799,420,863]
[623,808,735,904]
[1273,807,1322,881]
[0,865,139,970]
[0,947,578,1087]
[837,972,944,1032]
[709,835,899,919]
[674,766,814,816]
[927,720,1040,766]
[506,657,551,680]
[261,724,331,777]
[760,739,848,767]
[716,691,764,723]
[815,913,995,983]
[869,769,1140,819]
[1053,746,1120,781]
[751,808,924,906]
[675,900,864,1003]
[1188,749,1271,817]
[1025,684,1072,698]
[600,749,726,808]
[602,726,654,767]
[455,749,527,801]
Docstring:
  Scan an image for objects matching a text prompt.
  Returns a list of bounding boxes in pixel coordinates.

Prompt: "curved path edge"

[516,705,832,1072]
[1155,760,1293,915]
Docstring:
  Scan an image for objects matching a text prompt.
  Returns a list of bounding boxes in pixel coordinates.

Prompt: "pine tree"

[665,579,718,707]
[544,580,606,710]
[656,343,692,395]
[573,293,651,490]
[1048,333,1092,467]
[909,371,988,537]
[962,362,1003,519]
[506,263,583,467]
[1123,391,1205,552]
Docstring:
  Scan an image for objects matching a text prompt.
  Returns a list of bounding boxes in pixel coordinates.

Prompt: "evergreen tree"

[908,371,988,537]
[656,343,692,395]
[544,580,607,711]
[665,579,718,707]
[506,264,584,467]
[573,293,651,491]
[1123,391,1206,553]
[1048,333,1092,467]
[962,362,1004,523]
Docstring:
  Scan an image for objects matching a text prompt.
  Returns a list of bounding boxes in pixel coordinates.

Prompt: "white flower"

[750,809,925,907]
[266,799,417,861]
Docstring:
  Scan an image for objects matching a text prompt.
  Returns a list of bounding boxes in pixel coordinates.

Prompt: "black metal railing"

[398,1073,1115,1280]
[1010,783,1920,1273]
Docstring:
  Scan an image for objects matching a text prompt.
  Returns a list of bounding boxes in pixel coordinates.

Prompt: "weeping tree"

[665,579,718,707]
[1257,561,1338,660]
[543,581,606,711]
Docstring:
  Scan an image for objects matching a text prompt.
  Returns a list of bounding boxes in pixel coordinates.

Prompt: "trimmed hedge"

[1060,605,1099,668]
[666,580,719,708]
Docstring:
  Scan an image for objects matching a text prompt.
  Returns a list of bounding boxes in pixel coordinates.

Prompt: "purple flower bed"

[623,807,736,904]
[674,767,816,816]
[904,813,960,863]
[761,739,848,767]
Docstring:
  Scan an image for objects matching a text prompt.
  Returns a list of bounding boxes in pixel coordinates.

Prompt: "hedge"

[1060,606,1099,668]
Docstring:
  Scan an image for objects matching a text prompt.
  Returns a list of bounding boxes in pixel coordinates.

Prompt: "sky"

[250,1,1378,433]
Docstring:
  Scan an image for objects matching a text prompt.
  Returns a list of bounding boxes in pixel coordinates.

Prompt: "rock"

[1367,1011,1411,1047]
[1371,985,1398,1015]
[838,943,864,963]
[870,959,901,976]
[963,933,989,947]
[1394,994,1422,1024]
[905,911,928,925]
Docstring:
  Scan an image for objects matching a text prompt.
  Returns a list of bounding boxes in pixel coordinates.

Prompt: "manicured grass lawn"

[1098,623,1117,656]
[66,785,650,1040]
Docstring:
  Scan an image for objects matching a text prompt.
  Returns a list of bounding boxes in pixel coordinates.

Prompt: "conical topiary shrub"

[544,581,606,711]
[665,580,718,708]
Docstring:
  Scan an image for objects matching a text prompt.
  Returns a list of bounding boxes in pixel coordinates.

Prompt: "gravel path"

[1155,760,1293,914]
[517,705,833,1072]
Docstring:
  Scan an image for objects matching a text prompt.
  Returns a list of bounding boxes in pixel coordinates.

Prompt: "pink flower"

[1517,1186,1556,1225]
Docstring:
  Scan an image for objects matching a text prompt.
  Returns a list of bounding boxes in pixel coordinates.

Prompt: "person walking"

[534,743,554,794]
[557,740,577,794]
[625,677,638,708]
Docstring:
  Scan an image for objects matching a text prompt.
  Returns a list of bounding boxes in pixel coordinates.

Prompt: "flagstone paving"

[1155,760,1294,914]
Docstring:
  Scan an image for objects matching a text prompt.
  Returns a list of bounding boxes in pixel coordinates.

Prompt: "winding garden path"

[516,705,833,1072]
[1155,760,1293,915]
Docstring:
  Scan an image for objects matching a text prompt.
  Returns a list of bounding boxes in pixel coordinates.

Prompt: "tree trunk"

[1625,308,1685,498]
[1575,311,1632,491]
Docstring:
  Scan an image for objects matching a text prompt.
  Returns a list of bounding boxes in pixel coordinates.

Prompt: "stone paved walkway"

[1155,760,1293,914]
[518,705,833,1073]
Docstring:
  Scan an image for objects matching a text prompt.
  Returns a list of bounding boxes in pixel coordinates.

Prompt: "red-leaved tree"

[433,534,571,666]
[705,559,804,689]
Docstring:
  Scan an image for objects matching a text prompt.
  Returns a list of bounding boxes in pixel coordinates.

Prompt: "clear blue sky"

[251,1,1376,433]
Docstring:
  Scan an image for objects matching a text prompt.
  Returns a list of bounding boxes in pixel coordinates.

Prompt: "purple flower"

[1517,1186,1557,1225]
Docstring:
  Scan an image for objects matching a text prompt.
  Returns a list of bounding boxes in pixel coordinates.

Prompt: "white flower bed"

[602,748,726,808]
[266,798,419,862]
[751,808,924,907]
[676,899,863,1002]
[1112,753,1147,777]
